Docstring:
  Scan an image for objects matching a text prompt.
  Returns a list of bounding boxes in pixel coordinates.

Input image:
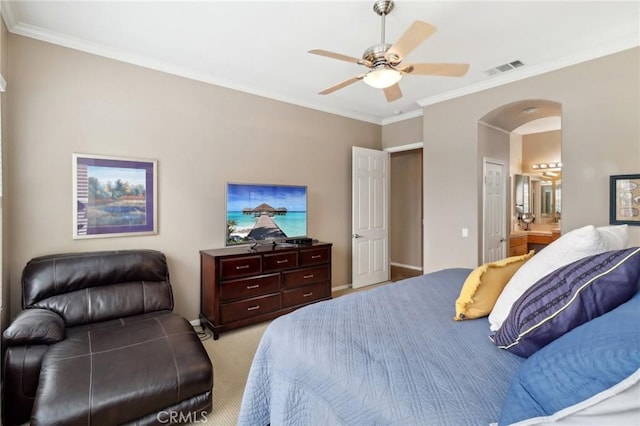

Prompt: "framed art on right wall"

[610,174,640,225]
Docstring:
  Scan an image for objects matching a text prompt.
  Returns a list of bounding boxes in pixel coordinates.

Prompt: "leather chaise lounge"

[2,249,213,425]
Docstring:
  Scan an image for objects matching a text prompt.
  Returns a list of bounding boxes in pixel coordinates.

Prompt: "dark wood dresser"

[200,242,332,339]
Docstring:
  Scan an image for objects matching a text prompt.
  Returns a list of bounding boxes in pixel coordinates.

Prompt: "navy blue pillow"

[499,291,640,425]
[492,247,640,357]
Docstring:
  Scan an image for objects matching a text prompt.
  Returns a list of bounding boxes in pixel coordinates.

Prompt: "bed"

[238,228,640,426]
[238,268,524,425]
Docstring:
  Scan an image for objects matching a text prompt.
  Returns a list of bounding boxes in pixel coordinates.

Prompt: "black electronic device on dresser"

[200,242,332,339]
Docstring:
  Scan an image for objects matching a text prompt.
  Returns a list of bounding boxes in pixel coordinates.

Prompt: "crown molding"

[3,1,637,127]
[4,17,383,125]
[380,108,423,126]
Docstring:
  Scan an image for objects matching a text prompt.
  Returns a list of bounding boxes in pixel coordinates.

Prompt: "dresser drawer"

[527,234,553,244]
[282,282,329,308]
[283,265,330,289]
[220,273,280,302]
[509,235,526,247]
[299,247,330,266]
[220,293,281,323]
[220,256,261,279]
[201,243,332,339]
[263,251,297,272]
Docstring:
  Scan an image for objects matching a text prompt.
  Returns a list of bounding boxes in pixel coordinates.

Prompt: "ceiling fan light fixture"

[363,67,401,89]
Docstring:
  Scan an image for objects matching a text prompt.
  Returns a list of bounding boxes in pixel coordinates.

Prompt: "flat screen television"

[226,183,308,246]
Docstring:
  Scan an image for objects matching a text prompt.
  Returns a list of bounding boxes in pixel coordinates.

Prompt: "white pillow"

[488,225,609,331]
[596,224,628,250]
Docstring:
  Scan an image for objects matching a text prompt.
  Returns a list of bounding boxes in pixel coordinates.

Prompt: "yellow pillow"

[454,250,534,321]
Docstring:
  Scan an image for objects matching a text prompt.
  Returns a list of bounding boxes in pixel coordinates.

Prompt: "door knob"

[353,234,363,239]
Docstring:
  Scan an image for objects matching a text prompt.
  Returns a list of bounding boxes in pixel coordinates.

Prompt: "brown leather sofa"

[2,250,213,425]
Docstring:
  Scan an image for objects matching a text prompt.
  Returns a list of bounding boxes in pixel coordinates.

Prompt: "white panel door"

[352,147,389,288]
[483,159,506,262]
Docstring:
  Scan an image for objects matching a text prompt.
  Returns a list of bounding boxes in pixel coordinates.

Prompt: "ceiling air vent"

[484,60,525,76]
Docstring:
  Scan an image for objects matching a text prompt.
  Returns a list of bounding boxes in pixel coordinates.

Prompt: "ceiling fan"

[309,0,469,102]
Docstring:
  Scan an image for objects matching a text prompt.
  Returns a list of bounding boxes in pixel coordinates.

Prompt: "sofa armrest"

[3,308,65,346]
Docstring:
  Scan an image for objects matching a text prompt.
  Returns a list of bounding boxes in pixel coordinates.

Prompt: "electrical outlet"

[462,228,469,238]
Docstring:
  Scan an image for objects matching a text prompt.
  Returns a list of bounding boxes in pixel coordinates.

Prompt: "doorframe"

[482,157,507,263]
[340,143,426,292]
[385,142,424,273]
[384,142,423,154]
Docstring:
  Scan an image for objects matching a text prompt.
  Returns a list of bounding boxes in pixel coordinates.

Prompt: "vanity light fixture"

[531,162,562,170]
[543,171,558,177]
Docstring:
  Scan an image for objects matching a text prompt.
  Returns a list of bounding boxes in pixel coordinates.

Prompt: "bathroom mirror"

[514,174,532,215]
[540,179,561,221]
[541,183,553,215]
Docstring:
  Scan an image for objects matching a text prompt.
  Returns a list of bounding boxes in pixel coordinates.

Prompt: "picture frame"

[609,174,640,226]
[73,153,158,239]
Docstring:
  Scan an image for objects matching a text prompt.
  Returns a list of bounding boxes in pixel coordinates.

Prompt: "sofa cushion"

[3,308,65,345]
[32,313,213,425]
[23,250,173,326]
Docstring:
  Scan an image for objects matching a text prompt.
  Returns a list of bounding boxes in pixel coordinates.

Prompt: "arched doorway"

[478,99,562,263]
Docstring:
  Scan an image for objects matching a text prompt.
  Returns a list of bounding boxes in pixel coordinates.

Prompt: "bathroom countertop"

[510,228,560,237]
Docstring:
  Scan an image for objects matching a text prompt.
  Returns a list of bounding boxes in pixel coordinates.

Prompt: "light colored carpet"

[196,322,270,425]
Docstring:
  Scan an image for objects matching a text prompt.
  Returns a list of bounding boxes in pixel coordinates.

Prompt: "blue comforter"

[238,268,524,426]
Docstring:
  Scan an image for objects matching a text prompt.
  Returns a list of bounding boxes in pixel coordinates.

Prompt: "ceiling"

[2,1,638,125]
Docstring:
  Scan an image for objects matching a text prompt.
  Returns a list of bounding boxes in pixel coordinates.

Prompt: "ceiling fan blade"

[386,21,437,63]
[383,83,402,102]
[319,74,365,95]
[401,62,470,77]
[308,49,370,66]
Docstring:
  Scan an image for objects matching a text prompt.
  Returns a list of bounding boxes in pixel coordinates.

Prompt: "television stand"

[199,241,332,339]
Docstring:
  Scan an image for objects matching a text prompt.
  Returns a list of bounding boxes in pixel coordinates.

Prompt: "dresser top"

[201,241,331,258]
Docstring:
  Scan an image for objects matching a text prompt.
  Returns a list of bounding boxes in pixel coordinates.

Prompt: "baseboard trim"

[390,262,423,271]
[332,284,351,293]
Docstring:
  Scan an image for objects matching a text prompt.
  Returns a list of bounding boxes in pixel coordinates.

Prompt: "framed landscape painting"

[73,153,157,239]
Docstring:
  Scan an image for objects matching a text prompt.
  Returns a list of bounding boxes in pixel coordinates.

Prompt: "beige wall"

[423,47,640,272]
[390,149,422,269]
[6,35,381,320]
[381,116,422,149]
[522,130,561,173]
[5,35,639,320]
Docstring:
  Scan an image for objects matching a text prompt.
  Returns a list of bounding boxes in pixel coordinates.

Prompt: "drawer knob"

[276,259,289,264]
[303,292,313,297]
[311,255,322,259]
[236,265,250,270]
[246,284,260,289]
[247,305,260,311]
[303,274,314,279]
